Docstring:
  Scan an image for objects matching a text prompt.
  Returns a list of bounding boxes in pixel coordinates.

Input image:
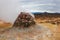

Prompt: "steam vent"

[13,12,35,27]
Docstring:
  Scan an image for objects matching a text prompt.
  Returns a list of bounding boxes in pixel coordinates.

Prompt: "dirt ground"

[35,18,60,40]
[0,19,60,40]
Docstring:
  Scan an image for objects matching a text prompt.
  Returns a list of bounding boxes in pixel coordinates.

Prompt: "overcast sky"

[19,0,60,12]
[0,0,60,23]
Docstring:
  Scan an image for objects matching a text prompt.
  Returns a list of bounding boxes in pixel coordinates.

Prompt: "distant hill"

[32,12,60,17]
[32,12,60,14]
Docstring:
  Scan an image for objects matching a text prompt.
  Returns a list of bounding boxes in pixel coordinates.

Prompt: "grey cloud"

[19,0,60,12]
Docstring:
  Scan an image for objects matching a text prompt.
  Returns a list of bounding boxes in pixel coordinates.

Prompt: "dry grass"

[0,20,12,31]
[0,17,60,40]
[35,17,60,40]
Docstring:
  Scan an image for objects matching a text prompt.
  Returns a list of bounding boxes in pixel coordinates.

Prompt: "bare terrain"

[0,12,60,40]
[34,13,60,40]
